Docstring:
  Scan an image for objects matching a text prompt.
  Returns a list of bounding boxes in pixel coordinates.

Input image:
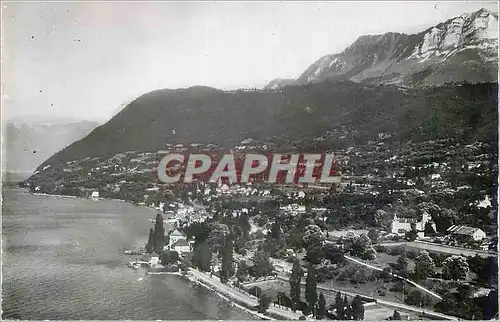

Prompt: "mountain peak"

[295,7,498,86]
[263,78,295,90]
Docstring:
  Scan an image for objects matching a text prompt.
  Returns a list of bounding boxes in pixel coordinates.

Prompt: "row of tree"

[289,258,365,319]
[146,213,166,254]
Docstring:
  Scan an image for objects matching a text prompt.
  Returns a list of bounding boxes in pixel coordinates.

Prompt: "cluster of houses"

[389,210,489,248]
[146,228,192,269]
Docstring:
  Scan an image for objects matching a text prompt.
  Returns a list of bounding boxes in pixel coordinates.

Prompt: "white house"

[167,229,187,249]
[172,239,191,254]
[447,225,487,242]
[91,191,99,200]
[279,204,306,216]
[390,211,436,236]
[150,252,160,267]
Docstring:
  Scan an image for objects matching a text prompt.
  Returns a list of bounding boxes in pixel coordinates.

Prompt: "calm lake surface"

[2,188,255,320]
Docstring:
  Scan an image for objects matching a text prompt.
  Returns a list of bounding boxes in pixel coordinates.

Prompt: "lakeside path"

[188,268,305,320]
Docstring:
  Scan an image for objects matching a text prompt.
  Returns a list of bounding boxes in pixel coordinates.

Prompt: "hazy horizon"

[2,1,498,122]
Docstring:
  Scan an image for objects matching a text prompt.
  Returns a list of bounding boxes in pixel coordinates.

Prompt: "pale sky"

[1,1,498,122]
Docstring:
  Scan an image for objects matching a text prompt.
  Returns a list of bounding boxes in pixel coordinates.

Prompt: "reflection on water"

[2,188,255,320]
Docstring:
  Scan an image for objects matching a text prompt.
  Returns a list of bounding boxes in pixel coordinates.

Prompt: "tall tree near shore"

[317,293,326,319]
[220,235,235,283]
[193,241,212,272]
[344,295,351,320]
[334,291,345,319]
[289,258,304,312]
[146,228,154,253]
[305,264,318,314]
[352,295,365,320]
[153,213,165,253]
[346,303,353,320]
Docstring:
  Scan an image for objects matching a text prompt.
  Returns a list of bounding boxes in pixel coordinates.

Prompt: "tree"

[290,258,304,312]
[345,304,353,320]
[258,293,273,313]
[270,220,282,240]
[251,251,274,277]
[206,222,230,254]
[249,286,262,297]
[345,234,376,259]
[405,290,424,306]
[392,310,401,320]
[193,242,212,272]
[146,228,155,253]
[424,222,436,236]
[397,254,409,273]
[154,213,165,253]
[352,295,365,320]
[333,291,345,319]
[442,255,469,280]
[160,250,179,266]
[306,246,323,265]
[413,250,435,280]
[305,264,318,314]
[323,243,345,264]
[220,236,235,283]
[180,253,192,275]
[367,229,379,243]
[236,260,249,282]
[303,225,325,264]
[317,293,326,319]
[405,230,418,241]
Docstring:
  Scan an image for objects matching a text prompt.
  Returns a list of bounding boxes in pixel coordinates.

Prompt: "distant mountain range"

[33,81,497,171]
[266,8,498,89]
[3,118,98,177]
[21,8,499,180]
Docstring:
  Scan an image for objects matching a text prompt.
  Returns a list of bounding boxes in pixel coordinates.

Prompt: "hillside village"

[5,3,499,321]
[22,132,498,320]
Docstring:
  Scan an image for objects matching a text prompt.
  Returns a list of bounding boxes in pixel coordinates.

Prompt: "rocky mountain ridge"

[265,8,498,89]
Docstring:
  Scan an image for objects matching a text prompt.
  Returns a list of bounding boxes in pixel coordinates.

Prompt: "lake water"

[2,188,255,320]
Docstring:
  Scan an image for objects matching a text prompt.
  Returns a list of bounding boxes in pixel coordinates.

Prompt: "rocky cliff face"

[263,78,296,90]
[294,8,498,87]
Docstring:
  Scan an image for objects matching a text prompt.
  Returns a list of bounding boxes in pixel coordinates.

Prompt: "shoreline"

[17,188,268,319]
[25,188,163,213]
[183,272,271,320]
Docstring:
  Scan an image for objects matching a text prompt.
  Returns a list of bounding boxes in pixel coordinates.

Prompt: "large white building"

[166,229,188,249]
[171,239,191,254]
[390,211,436,236]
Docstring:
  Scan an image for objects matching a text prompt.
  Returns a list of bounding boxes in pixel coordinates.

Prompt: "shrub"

[390,245,407,256]
[407,250,417,260]
[317,266,337,283]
